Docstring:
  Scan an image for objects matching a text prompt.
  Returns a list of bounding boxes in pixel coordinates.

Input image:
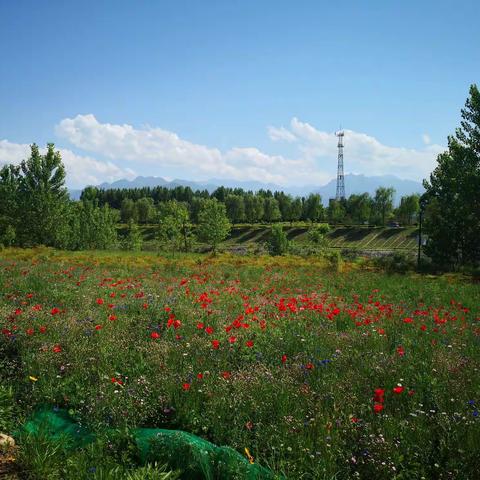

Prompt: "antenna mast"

[335,130,345,200]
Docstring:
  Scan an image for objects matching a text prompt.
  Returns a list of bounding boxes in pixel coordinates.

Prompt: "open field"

[1,249,479,479]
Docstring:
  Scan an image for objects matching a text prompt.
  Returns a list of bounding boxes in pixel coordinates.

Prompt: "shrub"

[268,224,289,255]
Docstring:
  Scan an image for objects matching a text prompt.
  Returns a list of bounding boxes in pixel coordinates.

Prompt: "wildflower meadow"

[1,249,479,479]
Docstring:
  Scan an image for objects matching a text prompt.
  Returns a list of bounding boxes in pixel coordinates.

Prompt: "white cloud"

[55,114,331,186]
[422,133,431,145]
[271,118,445,181]
[0,139,135,189]
[267,125,297,143]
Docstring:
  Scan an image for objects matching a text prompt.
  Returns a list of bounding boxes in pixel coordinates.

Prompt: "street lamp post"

[417,196,427,271]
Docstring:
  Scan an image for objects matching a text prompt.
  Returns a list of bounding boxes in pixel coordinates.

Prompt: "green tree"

[123,219,143,251]
[157,200,192,254]
[121,198,138,223]
[327,199,346,224]
[303,194,324,222]
[244,194,264,223]
[289,198,303,223]
[396,194,420,225]
[74,201,118,250]
[268,224,289,255]
[0,164,21,244]
[423,84,480,267]
[307,223,330,245]
[373,187,395,226]
[225,194,246,224]
[263,197,281,223]
[17,144,70,247]
[197,199,231,254]
[346,193,372,224]
[136,197,155,224]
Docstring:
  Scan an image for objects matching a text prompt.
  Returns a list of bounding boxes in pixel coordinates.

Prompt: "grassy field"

[1,249,479,479]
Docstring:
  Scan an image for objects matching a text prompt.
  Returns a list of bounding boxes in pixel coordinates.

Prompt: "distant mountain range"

[69,173,424,205]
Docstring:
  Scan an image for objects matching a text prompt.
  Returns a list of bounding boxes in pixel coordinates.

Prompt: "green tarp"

[19,407,279,480]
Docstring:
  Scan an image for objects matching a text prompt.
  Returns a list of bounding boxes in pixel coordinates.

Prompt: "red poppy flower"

[26,328,34,336]
[373,403,384,413]
[96,298,104,305]
[281,354,287,364]
[246,340,254,348]
[39,326,47,334]
[182,383,190,391]
[95,325,102,330]
[403,317,414,324]
[196,322,204,330]
[197,373,203,380]
[396,345,405,356]
[51,307,60,315]
[373,388,385,403]
[52,345,62,353]
[205,326,214,334]
[150,332,160,339]
[393,386,404,394]
[212,339,220,349]
[222,371,231,379]
[228,336,237,344]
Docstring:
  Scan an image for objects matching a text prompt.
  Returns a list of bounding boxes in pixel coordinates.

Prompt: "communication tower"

[335,130,345,200]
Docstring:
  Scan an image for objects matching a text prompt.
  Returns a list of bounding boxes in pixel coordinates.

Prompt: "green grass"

[1,249,479,479]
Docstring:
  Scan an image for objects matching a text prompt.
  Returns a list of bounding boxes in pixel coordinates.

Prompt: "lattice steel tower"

[335,130,345,200]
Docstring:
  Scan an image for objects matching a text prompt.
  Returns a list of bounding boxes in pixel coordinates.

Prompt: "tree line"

[81,184,420,227]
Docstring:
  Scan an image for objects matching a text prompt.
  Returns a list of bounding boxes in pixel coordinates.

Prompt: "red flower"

[373,388,385,403]
[246,340,254,348]
[212,339,220,349]
[393,386,404,394]
[205,326,214,334]
[39,326,47,334]
[373,403,384,413]
[51,307,60,315]
[52,345,62,353]
[281,354,287,364]
[197,373,203,380]
[96,298,104,305]
[396,345,405,356]
[222,371,231,379]
[150,332,160,339]
[109,314,117,321]
[26,328,34,336]
[196,322,204,330]
[305,362,314,370]
[420,324,427,331]
[95,325,102,330]
[403,317,414,324]
[228,336,237,344]
[182,383,190,391]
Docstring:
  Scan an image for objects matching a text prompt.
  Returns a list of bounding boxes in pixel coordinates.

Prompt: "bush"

[307,223,330,245]
[268,224,289,255]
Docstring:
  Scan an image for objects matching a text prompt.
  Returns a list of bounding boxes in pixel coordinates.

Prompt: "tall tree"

[263,197,281,223]
[225,194,246,224]
[423,84,480,267]
[396,194,420,225]
[303,193,324,222]
[157,200,192,254]
[17,144,70,246]
[197,199,231,254]
[373,187,395,226]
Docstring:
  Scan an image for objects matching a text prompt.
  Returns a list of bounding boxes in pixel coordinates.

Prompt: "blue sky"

[0,0,479,188]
